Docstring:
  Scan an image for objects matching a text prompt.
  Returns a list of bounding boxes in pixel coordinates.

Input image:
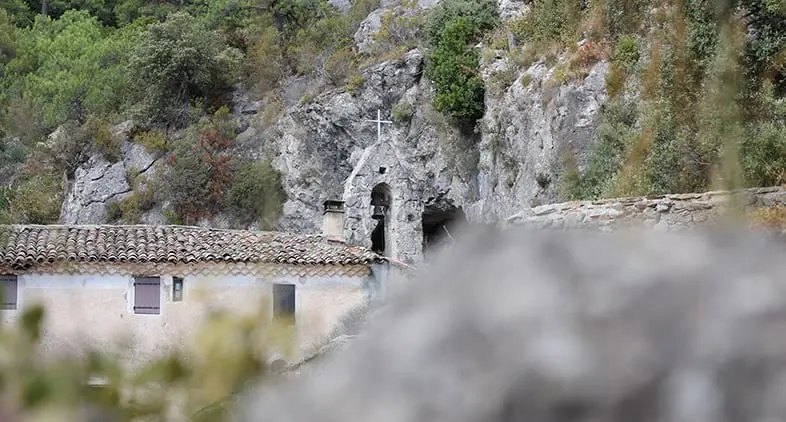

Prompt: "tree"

[129,11,238,127]
[2,10,142,134]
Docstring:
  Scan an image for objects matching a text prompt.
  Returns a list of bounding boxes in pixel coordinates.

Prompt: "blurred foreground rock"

[237,226,786,422]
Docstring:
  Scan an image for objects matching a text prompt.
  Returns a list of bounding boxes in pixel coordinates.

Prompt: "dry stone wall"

[503,186,786,231]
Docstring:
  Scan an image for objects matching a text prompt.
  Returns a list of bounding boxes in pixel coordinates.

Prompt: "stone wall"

[503,186,786,230]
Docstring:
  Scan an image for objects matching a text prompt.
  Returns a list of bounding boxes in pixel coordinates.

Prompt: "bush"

[164,106,236,223]
[424,0,499,123]
[106,174,157,224]
[425,17,488,122]
[2,172,63,224]
[561,99,639,200]
[614,35,640,70]
[372,6,424,55]
[129,12,237,127]
[392,100,414,122]
[510,0,582,46]
[345,74,366,96]
[133,129,168,155]
[85,116,121,163]
[324,46,358,86]
[227,160,286,229]
[424,0,498,48]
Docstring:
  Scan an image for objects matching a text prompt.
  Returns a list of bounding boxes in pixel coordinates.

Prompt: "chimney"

[323,200,345,242]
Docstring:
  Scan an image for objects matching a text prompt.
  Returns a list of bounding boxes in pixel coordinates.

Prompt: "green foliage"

[227,160,286,229]
[0,9,16,69]
[133,129,168,154]
[425,11,494,123]
[510,0,582,46]
[106,178,157,224]
[85,115,121,162]
[0,171,63,224]
[371,5,424,56]
[3,10,143,134]
[345,74,366,96]
[562,99,639,200]
[392,100,414,122]
[424,0,499,123]
[424,0,498,48]
[129,12,238,127]
[614,35,640,70]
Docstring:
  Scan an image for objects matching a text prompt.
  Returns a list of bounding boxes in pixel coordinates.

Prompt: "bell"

[372,205,387,220]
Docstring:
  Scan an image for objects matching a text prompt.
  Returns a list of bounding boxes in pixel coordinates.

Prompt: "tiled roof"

[0,225,383,270]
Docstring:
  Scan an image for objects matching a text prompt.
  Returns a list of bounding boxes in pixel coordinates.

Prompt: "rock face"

[237,226,786,422]
[60,0,612,266]
[470,59,610,223]
[60,121,164,225]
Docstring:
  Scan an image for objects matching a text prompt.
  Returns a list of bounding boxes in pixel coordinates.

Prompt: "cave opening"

[421,198,466,256]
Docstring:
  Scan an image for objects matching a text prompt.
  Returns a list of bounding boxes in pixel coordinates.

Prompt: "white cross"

[365,109,393,143]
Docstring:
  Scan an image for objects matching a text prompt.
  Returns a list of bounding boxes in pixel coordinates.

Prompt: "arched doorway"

[370,183,392,256]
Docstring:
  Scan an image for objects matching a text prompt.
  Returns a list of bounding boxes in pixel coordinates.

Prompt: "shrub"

[486,66,518,96]
[392,100,414,122]
[3,172,63,224]
[424,0,499,123]
[129,12,237,127]
[85,116,121,163]
[510,0,582,46]
[424,0,498,48]
[133,130,168,155]
[561,99,639,200]
[246,24,286,96]
[2,10,142,134]
[345,74,366,96]
[372,7,424,55]
[227,160,286,229]
[614,35,640,71]
[425,17,488,122]
[324,46,358,86]
[164,106,236,224]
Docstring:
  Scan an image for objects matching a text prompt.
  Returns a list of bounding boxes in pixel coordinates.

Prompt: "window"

[272,283,295,319]
[0,275,17,310]
[133,277,161,315]
[172,277,184,302]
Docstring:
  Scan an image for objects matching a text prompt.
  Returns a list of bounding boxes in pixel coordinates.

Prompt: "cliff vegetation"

[0,0,785,226]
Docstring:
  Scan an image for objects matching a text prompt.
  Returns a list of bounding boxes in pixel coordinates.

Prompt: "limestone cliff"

[59,0,610,264]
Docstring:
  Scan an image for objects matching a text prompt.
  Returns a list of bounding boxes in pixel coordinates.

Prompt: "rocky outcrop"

[60,121,164,225]
[59,0,612,266]
[469,59,611,223]
[504,186,786,231]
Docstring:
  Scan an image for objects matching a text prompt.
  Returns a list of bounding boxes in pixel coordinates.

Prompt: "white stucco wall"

[0,269,370,365]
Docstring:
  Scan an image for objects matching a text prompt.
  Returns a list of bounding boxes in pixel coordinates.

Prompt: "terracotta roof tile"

[0,225,383,271]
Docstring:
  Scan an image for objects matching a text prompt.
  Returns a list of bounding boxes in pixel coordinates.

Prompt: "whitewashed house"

[0,201,390,364]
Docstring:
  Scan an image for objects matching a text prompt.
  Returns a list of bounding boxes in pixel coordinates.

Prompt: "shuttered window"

[133,277,160,315]
[0,275,17,310]
[273,283,296,319]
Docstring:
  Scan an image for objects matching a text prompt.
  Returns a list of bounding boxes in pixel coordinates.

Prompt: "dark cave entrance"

[421,194,467,255]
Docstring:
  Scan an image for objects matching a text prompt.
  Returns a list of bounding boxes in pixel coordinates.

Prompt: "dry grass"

[748,205,786,231]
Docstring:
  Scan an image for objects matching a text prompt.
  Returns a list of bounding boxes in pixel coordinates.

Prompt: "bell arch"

[370,183,392,256]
